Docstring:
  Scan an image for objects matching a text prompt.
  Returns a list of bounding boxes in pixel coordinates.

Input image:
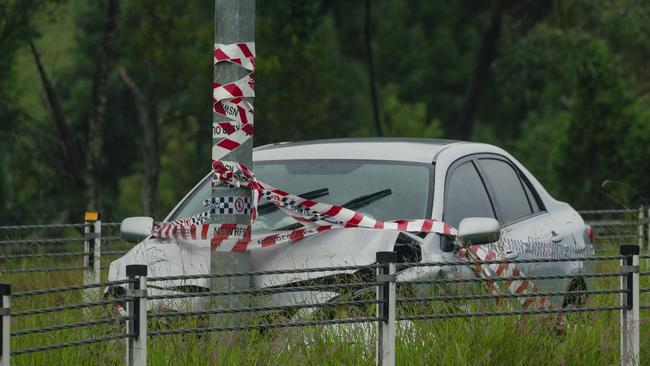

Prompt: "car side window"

[444,161,496,228]
[478,158,533,224]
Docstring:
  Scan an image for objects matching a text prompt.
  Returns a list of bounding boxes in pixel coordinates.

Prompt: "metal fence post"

[376,252,396,366]
[84,212,101,304]
[646,206,650,251]
[1,284,10,366]
[126,265,147,366]
[620,245,639,366]
[638,207,644,249]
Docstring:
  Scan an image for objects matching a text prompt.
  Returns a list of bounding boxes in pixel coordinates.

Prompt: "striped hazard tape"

[152,42,549,311]
[155,160,457,252]
[212,42,255,164]
[465,243,551,310]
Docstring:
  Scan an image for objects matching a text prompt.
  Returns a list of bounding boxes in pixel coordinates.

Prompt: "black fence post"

[620,245,639,366]
[126,265,147,366]
[376,252,396,366]
[1,284,10,366]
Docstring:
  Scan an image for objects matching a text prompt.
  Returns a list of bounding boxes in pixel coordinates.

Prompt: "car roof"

[253,137,464,163]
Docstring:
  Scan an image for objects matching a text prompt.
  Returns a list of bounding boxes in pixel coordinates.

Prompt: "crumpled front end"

[107,228,404,311]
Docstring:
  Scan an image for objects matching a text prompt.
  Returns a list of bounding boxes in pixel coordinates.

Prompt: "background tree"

[0,0,648,224]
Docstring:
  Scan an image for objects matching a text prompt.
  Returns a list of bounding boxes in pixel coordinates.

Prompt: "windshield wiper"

[274,188,393,231]
[340,188,392,211]
[258,188,329,215]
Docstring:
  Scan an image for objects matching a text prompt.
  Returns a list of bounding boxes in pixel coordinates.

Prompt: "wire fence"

[579,207,650,249]
[0,211,649,364]
[0,215,132,279]
[0,246,646,366]
[1,207,647,275]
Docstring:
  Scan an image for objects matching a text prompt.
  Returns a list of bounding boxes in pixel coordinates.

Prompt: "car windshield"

[169,159,433,233]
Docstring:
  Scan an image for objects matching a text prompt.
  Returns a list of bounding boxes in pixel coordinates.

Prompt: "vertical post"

[638,207,644,248]
[620,245,639,366]
[0,284,10,366]
[211,0,255,321]
[376,252,396,366]
[94,218,102,286]
[646,206,650,251]
[84,211,100,309]
[126,265,147,366]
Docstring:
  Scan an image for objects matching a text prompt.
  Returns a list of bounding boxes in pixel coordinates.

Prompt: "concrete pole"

[211,0,255,321]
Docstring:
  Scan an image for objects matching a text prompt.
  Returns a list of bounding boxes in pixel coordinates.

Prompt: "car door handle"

[505,251,519,260]
[551,231,563,243]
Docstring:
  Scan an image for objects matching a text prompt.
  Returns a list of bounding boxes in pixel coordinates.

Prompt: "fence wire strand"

[0,251,88,260]
[0,237,84,245]
[149,317,382,337]
[12,316,131,337]
[399,271,624,286]
[398,288,625,304]
[399,255,625,269]
[149,299,380,320]
[0,223,89,230]
[146,281,381,300]
[12,278,132,298]
[11,334,129,356]
[1,266,88,273]
[147,264,380,282]
[397,305,625,321]
[12,298,129,317]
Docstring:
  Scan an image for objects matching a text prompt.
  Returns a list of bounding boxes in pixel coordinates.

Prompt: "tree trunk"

[28,38,84,187]
[118,68,160,217]
[457,0,510,140]
[364,0,383,136]
[85,0,120,213]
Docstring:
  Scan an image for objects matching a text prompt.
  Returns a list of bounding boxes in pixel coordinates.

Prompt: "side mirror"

[120,217,154,243]
[457,217,500,245]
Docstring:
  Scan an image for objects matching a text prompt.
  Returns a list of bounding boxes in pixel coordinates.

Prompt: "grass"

[1,238,649,365]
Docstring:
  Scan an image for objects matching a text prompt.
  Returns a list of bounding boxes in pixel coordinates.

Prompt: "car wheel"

[562,278,588,309]
[556,278,588,334]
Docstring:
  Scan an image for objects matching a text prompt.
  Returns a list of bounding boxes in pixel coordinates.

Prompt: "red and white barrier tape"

[462,244,550,310]
[153,42,548,310]
[212,43,255,164]
[154,160,457,252]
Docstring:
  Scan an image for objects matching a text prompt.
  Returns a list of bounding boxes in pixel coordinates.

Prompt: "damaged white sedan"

[107,138,594,312]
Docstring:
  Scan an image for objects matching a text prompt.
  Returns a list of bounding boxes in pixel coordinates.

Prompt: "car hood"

[108,228,401,289]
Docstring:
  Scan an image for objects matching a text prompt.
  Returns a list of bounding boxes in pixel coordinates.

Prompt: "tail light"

[586,225,593,243]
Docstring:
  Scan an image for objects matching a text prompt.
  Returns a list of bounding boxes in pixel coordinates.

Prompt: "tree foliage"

[0,0,648,224]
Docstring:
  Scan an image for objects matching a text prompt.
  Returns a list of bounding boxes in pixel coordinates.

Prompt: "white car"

[108,138,594,311]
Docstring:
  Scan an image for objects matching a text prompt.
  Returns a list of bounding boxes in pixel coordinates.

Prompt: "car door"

[442,158,506,294]
[475,156,571,302]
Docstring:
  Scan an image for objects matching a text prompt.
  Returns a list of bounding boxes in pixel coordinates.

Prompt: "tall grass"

[1,244,649,365]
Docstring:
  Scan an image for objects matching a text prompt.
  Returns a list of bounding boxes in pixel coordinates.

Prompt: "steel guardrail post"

[638,207,644,249]
[1,284,10,366]
[126,265,147,366]
[643,207,650,253]
[83,211,101,310]
[620,245,640,366]
[93,217,102,293]
[376,252,396,366]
